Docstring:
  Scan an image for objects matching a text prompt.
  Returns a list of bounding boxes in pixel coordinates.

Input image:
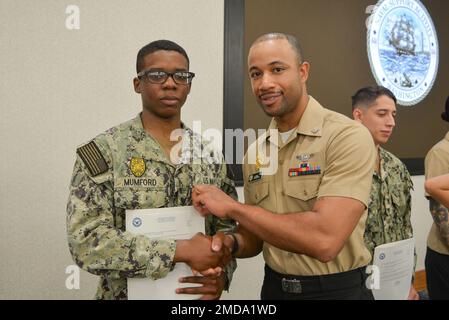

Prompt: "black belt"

[265,264,368,294]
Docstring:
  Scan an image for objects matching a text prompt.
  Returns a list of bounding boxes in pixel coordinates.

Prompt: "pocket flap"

[247,182,269,204]
[285,179,320,201]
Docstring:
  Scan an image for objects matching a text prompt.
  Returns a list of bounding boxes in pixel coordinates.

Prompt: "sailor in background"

[351,85,418,300]
[424,95,449,300]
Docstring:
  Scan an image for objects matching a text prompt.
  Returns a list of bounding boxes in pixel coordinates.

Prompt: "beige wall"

[0,0,224,299]
[410,176,433,271]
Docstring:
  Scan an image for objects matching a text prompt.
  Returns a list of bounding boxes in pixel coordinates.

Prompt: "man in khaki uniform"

[192,33,376,299]
[424,96,449,300]
[66,40,236,299]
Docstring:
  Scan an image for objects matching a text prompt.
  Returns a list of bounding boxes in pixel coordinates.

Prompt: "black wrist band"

[226,233,239,256]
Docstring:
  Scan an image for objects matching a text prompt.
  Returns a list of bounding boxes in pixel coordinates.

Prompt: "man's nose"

[387,114,396,127]
[259,74,275,91]
[162,75,177,89]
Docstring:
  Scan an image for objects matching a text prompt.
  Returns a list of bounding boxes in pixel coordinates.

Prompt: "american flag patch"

[76,141,108,177]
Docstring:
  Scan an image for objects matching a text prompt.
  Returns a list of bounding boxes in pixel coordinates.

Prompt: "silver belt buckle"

[281,278,302,293]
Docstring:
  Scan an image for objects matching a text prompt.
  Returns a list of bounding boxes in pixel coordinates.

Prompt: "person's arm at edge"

[424,174,449,246]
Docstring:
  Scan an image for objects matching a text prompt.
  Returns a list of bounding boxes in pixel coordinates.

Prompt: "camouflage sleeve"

[66,157,176,280]
[204,161,238,291]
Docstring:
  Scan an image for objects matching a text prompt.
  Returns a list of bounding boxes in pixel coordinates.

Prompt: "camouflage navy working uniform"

[364,147,416,269]
[67,114,237,299]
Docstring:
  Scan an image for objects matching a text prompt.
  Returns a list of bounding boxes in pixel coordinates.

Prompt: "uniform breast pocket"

[285,178,320,202]
[113,188,167,210]
[246,182,269,205]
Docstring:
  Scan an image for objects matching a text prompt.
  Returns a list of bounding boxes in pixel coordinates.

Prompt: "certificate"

[370,238,414,300]
[126,206,205,300]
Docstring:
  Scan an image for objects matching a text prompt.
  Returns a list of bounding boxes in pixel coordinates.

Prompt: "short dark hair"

[441,95,449,122]
[252,32,305,64]
[351,86,397,110]
[136,40,189,73]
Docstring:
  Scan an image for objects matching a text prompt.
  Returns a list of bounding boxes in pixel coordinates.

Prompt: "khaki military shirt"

[67,114,237,299]
[424,132,449,255]
[243,96,375,276]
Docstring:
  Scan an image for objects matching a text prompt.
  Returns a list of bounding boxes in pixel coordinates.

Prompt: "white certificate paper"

[371,238,414,300]
[126,206,205,300]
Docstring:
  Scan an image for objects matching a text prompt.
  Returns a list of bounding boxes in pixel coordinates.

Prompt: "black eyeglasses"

[137,69,195,85]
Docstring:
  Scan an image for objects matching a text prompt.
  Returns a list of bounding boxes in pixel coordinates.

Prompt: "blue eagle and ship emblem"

[367,0,439,106]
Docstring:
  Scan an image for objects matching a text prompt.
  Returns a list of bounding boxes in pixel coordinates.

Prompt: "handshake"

[174,184,241,274]
[171,232,237,299]
[174,231,236,275]
[171,185,241,299]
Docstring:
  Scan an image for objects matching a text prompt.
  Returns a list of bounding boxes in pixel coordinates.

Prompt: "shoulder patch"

[77,141,108,177]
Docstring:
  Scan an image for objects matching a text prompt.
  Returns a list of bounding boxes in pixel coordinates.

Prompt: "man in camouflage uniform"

[351,86,418,300]
[66,40,237,299]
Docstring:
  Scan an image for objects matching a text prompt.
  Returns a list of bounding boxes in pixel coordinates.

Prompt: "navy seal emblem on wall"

[367,0,439,106]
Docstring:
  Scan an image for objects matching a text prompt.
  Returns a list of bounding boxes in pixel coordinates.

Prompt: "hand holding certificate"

[369,238,415,300]
[126,206,231,300]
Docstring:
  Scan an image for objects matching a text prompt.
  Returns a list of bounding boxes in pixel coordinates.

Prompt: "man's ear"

[299,61,310,83]
[353,108,363,123]
[133,77,141,94]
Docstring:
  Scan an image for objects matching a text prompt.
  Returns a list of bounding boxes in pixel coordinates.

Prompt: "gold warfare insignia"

[130,157,146,177]
[255,154,263,171]
[249,154,263,183]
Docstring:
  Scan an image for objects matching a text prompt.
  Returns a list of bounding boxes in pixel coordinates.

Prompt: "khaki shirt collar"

[266,96,324,145]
